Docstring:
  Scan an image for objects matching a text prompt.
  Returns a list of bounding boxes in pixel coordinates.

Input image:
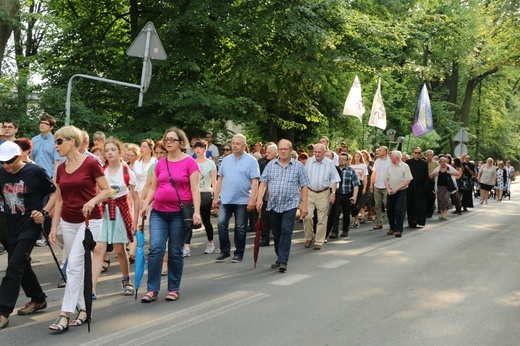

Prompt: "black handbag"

[166,161,194,229]
[446,174,457,192]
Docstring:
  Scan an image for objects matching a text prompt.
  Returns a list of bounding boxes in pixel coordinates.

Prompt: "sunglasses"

[55,138,69,145]
[414,152,421,154]
[224,148,231,151]
[0,155,19,165]
[164,138,181,143]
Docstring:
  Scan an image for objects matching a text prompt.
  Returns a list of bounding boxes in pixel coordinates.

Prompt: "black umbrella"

[40,223,66,283]
[82,216,96,333]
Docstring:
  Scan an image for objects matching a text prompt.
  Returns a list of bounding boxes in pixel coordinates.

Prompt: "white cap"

[0,141,22,162]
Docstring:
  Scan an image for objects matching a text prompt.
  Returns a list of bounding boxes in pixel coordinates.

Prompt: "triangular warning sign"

[127,22,167,60]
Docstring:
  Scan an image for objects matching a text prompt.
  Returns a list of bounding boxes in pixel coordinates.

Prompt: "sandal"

[49,314,70,333]
[128,255,135,264]
[101,259,110,273]
[70,310,87,327]
[165,291,179,301]
[122,277,135,296]
[141,291,158,303]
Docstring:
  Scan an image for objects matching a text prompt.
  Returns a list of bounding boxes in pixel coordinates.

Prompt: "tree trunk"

[0,0,20,74]
[460,67,499,127]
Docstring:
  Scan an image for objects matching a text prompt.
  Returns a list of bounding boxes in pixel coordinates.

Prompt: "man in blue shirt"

[212,134,260,263]
[256,139,309,272]
[31,113,60,179]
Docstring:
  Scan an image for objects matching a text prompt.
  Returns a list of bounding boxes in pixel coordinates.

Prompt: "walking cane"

[40,221,66,283]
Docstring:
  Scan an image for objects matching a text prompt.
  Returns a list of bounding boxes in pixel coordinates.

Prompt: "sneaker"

[204,243,215,254]
[57,278,66,288]
[0,246,5,255]
[278,264,287,273]
[215,253,230,262]
[231,255,243,263]
[183,247,191,257]
[0,315,8,329]
[271,262,280,269]
[416,224,425,228]
[17,300,47,315]
[354,220,360,228]
[35,238,47,247]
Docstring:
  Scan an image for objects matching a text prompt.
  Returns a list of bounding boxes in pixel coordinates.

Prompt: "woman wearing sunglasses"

[139,127,201,302]
[47,126,111,333]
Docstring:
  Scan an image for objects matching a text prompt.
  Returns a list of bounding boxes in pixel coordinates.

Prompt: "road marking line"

[319,260,350,269]
[80,291,269,346]
[269,274,311,286]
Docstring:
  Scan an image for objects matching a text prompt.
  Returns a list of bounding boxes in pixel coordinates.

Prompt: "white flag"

[343,75,365,122]
[368,78,386,130]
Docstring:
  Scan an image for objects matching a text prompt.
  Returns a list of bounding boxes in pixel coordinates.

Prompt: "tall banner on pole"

[343,75,365,122]
[411,84,434,137]
[368,78,386,130]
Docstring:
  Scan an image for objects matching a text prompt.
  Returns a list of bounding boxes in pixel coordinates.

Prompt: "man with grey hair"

[212,134,260,263]
[303,143,340,250]
[385,150,413,237]
[369,146,391,230]
[257,144,278,246]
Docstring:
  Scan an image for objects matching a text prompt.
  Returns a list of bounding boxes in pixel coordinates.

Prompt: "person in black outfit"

[257,144,278,246]
[461,155,475,211]
[405,147,429,228]
[0,141,56,329]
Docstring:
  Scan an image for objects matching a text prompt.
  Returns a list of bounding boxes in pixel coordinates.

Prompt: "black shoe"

[278,264,287,273]
[329,233,338,239]
[215,253,230,262]
[57,278,66,288]
[340,231,349,237]
[271,262,280,269]
[231,255,243,263]
[259,239,270,247]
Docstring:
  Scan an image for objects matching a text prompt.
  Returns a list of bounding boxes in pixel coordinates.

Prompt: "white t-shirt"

[198,159,217,192]
[372,156,391,189]
[133,157,157,193]
[104,164,137,198]
[350,163,368,185]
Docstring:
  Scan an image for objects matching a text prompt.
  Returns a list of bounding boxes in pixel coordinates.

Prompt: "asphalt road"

[1,183,519,345]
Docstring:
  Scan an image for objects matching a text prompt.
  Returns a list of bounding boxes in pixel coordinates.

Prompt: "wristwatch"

[40,209,50,217]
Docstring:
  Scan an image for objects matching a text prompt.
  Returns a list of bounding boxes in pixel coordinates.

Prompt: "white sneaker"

[183,247,191,257]
[204,243,215,254]
[35,238,47,247]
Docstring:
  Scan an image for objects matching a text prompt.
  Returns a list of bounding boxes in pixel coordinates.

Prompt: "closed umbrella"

[82,216,96,333]
[253,211,263,268]
[134,216,146,299]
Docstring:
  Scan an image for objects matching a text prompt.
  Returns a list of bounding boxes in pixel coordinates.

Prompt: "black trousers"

[407,185,427,226]
[331,193,354,234]
[0,239,46,318]
[426,180,435,217]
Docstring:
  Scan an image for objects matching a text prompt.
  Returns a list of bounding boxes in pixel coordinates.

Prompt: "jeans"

[387,189,407,233]
[0,240,46,318]
[217,204,248,257]
[269,208,297,265]
[147,210,190,292]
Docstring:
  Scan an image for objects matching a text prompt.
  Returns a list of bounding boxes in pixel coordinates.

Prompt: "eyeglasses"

[0,155,19,165]
[155,151,167,156]
[164,137,181,144]
[55,138,69,145]
[40,121,51,126]
[414,152,421,154]
[3,125,15,129]
[224,148,231,151]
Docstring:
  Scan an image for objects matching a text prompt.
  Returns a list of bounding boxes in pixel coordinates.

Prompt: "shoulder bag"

[166,160,194,229]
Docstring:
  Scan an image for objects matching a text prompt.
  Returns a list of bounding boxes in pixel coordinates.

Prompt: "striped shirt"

[260,158,310,213]
[304,156,341,191]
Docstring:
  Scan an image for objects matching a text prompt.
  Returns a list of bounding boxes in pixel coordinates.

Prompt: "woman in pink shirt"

[139,127,201,302]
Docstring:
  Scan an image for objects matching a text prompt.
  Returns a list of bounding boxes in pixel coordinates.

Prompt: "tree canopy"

[0,0,518,160]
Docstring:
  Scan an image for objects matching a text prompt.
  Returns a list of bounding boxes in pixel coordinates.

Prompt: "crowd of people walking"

[0,113,516,331]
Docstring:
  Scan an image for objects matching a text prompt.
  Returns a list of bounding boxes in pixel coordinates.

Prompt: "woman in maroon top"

[48,126,111,333]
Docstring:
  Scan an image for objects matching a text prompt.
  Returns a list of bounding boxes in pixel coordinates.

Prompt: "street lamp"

[387,129,396,147]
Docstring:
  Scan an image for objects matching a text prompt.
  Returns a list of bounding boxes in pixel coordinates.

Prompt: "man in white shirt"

[369,146,391,230]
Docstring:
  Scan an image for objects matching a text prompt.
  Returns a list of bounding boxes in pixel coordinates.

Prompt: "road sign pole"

[137,27,152,107]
